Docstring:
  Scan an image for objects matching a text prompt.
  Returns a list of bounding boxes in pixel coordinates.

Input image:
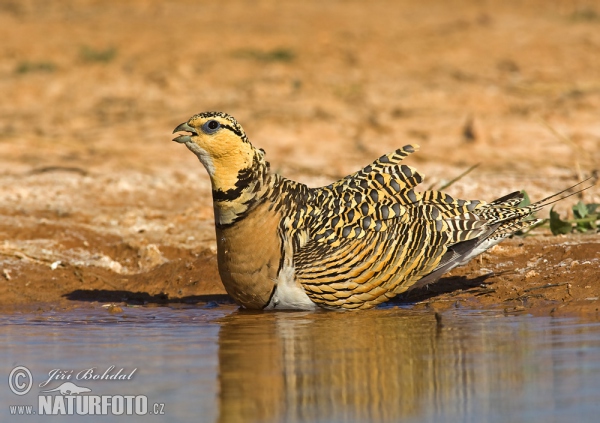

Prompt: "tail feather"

[413,177,595,289]
[527,176,594,211]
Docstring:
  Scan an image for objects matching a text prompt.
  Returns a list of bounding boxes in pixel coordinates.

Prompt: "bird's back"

[289,145,538,309]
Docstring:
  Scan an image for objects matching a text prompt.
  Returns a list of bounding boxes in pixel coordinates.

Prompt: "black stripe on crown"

[193,111,250,143]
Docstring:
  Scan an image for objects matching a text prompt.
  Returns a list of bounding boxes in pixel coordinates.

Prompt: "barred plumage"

[173,111,584,310]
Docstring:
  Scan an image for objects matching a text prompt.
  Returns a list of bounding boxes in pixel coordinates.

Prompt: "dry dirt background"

[0,0,599,316]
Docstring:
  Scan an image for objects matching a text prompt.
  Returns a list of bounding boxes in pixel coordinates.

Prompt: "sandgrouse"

[173,111,579,310]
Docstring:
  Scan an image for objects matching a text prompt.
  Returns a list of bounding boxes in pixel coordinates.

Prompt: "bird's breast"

[215,201,284,309]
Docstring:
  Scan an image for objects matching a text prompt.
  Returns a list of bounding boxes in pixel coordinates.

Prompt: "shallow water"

[2,304,600,423]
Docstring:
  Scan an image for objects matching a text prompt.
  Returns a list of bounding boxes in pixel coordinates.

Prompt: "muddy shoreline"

[1,234,599,318]
[1,0,599,317]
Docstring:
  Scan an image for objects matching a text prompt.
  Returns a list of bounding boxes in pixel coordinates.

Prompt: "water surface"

[2,305,600,422]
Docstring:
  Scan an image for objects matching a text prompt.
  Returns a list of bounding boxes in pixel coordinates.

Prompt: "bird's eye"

[202,120,221,134]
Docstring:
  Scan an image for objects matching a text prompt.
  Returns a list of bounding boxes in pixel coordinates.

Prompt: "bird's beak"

[172,122,197,143]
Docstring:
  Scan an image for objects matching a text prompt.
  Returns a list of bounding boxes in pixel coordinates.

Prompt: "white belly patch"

[265,264,317,310]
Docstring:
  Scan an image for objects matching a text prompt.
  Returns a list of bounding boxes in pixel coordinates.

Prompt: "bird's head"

[173,112,258,191]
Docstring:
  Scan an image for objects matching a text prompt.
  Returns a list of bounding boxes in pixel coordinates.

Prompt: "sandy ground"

[0,0,599,316]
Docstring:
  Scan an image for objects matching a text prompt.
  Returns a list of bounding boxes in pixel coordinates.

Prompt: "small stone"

[525,270,539,279]
[106,305,124,314]
[138,244,167,270]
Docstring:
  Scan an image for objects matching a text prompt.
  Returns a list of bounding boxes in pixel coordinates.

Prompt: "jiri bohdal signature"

[38,366,137,388]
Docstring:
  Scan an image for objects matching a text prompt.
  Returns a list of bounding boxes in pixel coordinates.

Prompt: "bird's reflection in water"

[215,308,532,423]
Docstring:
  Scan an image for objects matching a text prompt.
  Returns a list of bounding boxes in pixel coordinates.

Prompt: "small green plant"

[15,61,56,74]
[233,48,295,63]
[515,191,598,236]
[80,46,117,63]
[548,208,573,235]
[570,8,599,22]
[550,201,599,235]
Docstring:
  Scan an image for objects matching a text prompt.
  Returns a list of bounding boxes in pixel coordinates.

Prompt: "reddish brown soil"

[0,0,598,316]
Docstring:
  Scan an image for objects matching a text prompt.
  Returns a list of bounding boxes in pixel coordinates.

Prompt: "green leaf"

[80,46,117,63]
[586,203,599,215]
[549,207,572,235]
[573,214,599,232]
[576,220,591,231]
[518,190,531,208]
[573,201,588,219]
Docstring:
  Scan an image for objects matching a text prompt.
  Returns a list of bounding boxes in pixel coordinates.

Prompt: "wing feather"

[291,146,542,309]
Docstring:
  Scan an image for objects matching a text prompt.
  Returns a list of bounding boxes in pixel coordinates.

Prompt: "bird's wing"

[293,144,497,309]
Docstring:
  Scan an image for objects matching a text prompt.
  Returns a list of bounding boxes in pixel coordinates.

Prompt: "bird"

[173,111,587,310]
